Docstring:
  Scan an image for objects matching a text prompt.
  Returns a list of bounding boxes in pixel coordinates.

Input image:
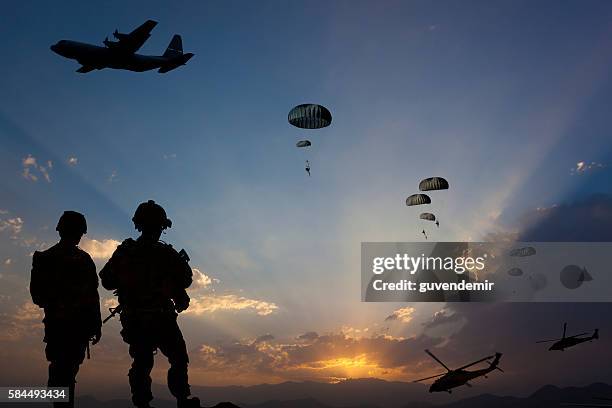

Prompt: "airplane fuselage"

[50,40,191,73]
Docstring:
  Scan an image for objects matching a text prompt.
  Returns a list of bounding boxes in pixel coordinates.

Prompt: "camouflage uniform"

[30,211,101,408]
[100,200,196,408]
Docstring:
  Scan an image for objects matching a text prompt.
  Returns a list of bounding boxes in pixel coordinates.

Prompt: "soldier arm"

[87,257,102,326]
[175,249,193,289]
[86,256,102,343]
[99,257,118,290]
[169,247,193,311]
[99,241,129,290]
[29,251,48,308]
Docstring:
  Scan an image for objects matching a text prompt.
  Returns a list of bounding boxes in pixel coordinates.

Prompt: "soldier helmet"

[132,200,172,231]
[56,211,87,235]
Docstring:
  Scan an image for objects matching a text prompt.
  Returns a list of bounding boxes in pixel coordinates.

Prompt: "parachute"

[288,104,332,129]
[296,140,312,148]
[507,267,524,277]
[419,213,436,221]
[419,177,449,191]
[406,194,431,206]
[528,272,547,291]
[560,265,593,289]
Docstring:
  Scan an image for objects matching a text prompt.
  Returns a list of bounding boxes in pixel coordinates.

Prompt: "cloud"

[253,334,275,344]
[163,153,177,160]
[0,215,24,237]
[570,161,606,175]
[67,156,78,166]
[518,193,612,241]
[193,331,443,383]
[0,301,43,342]
[185,294,278,316]
[297,331,319,341]
[422,308,465,330]
[21,154,52,183]
[191,268,219,290]
[384,306,415,323]
[103,298,119,309]
[79,237,120,260]
[13,301,43,321]
[4,259,12,266]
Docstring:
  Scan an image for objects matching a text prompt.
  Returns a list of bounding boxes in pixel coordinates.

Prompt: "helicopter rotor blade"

[425,349,451,371]
[456,355,495,371]
[536,338,562,343]
[568,332,589,338]
[563,322,567,339]
[413,372,446,383]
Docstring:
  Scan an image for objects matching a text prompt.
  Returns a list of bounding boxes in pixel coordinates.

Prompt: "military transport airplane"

[413,349,503,393]
[50,20,194,73]
[536,322,599,351]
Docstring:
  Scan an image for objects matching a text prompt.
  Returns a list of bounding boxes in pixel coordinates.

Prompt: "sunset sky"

[1,0,612,400]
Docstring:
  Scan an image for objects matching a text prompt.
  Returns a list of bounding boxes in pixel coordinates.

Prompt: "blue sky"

[1,0,612,394]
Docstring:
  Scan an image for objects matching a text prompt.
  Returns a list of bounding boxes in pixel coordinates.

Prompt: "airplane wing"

[105,20,158,53]
[76,65,96,73]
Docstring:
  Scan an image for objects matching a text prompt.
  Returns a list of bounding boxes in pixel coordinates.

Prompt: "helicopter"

[413,349,503,393]
[536,322,599,351]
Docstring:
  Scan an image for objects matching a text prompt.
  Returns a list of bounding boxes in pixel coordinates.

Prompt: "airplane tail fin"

[163,35,183,58]
[159,34,193,73]
[593,329,599,339]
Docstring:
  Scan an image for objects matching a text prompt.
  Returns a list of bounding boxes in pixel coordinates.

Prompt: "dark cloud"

[519,194,612,241]
[297,331,319,341]
[422,309,464,330]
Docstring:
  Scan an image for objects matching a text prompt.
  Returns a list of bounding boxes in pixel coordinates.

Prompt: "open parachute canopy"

[288,104,332,129]
[419,212,436,221]
[419,177,449,191]
[296,140,312,148]
[507,267,524,277]
[406,194,431,206]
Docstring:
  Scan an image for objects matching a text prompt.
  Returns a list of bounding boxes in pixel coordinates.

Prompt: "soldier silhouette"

[100,200,199,408]
[30,211,102,408]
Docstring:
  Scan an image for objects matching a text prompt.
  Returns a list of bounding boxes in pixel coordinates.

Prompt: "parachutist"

[422,229,428,240]
[436,220,440,227]
[305,160,311,176]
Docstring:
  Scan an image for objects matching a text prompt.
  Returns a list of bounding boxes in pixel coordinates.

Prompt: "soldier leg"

[157,319,191,403]
[128,343,156,407]
[46,340,86,408]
